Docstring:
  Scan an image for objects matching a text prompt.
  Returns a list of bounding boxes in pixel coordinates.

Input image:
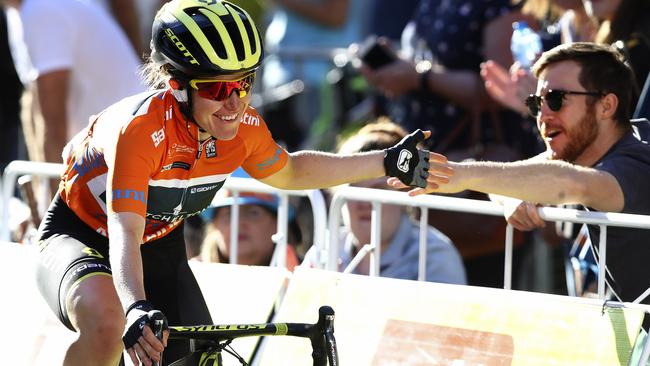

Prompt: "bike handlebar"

[167,306,338,366]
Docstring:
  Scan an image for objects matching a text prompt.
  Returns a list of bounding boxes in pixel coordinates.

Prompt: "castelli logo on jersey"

[241,113,260,126]
[164,28,199,65]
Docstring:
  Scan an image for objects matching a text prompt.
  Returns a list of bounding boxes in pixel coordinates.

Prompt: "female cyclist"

[34,1,451,365]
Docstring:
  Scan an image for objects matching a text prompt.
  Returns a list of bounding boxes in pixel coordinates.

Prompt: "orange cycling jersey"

[59,90,289,242]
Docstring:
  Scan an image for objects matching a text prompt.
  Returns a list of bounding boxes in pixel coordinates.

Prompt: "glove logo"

[397,149,412,173]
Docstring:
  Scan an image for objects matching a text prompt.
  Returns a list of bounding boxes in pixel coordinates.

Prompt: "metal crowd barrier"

[0,161,328,271]
[327,186,650,302]
[6,159,650,301]
[1,161,64,241]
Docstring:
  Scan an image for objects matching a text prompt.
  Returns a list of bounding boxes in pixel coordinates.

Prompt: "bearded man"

[394,42,650,308]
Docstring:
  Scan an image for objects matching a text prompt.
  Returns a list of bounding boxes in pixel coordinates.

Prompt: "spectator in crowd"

[183,214,205,260]
[392,42,650,308]
[4,0,146,211]
[481,0,650,116]
[91,0,171,59]
[359,0,544,288]
[0,5,25,173]
[480,0,649,295]
[5,0,145,168]
[90,0,148,58]
[261,0,368,150]
[593,0,650,89]
[358,0,539,156]
[366,0,419,47]
[307,119,467,284]
[199,189,301,271]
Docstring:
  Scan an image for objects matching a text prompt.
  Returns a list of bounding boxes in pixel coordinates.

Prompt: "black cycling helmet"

[151,0,264,79]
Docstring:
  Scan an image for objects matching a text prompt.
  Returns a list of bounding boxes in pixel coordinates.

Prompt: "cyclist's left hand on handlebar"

[123,300,169,366]
[384,129,431,188]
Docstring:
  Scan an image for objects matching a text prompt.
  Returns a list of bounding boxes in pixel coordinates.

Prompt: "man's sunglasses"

[189,72,255,101]
[525,89,603,117]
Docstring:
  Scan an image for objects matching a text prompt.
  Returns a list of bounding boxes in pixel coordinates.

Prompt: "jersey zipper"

[172,126,205,216]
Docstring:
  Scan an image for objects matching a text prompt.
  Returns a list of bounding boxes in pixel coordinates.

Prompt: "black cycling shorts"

[36,194,213,364]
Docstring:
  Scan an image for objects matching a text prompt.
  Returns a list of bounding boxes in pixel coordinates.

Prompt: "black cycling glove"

[383,129,430,188]
[122,300,169,349]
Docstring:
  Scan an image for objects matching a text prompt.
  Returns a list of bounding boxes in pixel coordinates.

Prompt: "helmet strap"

[169,78,188,103]
[168,75,210,139]
[168,77,195,122]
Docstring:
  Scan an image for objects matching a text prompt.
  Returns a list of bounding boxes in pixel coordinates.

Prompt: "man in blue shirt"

[391,42,650,306]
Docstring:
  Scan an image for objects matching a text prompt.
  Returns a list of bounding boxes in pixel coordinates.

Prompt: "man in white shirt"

[5,0,145,167]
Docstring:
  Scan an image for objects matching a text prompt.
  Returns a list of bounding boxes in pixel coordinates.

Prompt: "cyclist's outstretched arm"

[260,130,451,191]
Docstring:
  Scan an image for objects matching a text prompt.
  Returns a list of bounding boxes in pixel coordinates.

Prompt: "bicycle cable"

[221,339,248,366]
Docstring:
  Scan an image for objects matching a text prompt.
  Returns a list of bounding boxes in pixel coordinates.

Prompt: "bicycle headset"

[150,0,264,122]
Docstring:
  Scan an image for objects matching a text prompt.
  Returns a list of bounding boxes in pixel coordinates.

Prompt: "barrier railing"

[0,161,328,270]
[327,186,650,300]
[6,160,650,364]
[1,161,64,241]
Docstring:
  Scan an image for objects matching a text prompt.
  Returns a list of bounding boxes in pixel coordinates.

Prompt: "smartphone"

[359,36,397,70]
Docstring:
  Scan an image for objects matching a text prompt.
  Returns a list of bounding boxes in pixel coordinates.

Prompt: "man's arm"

[36,69,69,164]
[395,159,624,212]
[107,0,145,58]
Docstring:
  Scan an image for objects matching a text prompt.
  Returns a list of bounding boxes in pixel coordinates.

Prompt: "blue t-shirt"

[339,214,467,284]
[587,119,650,304]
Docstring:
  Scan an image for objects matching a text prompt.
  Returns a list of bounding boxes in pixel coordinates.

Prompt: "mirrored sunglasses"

[525,89,603,117]
[189,73,256,101]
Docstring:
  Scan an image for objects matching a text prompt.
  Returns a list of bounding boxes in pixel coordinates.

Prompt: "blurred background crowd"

[1,0,649,295]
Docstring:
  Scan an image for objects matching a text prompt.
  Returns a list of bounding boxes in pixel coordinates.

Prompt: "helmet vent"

[221,12,245,62]
[188,9,228,60]
[241,14,257,55]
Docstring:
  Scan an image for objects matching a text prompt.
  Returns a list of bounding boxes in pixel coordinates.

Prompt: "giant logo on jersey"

[190,184,220,194]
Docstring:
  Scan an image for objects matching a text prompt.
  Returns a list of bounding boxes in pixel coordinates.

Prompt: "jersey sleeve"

[106,116,163,217]
[239,109,289,179]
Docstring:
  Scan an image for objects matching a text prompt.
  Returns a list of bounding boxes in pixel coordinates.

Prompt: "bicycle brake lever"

[150,312,166,366]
